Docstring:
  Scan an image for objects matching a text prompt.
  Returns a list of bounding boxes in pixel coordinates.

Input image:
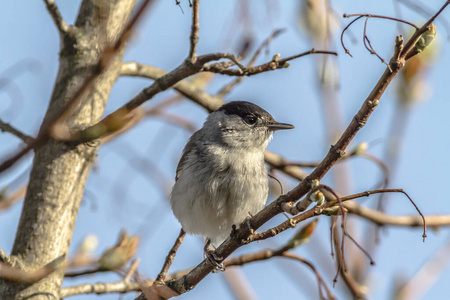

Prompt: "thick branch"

[0,1,138,298]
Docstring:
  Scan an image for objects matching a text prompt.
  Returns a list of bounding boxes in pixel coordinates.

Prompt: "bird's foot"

[205,249,225,272]
[246,216,255,235]
[236,215,255,244]
[204,239,225,271]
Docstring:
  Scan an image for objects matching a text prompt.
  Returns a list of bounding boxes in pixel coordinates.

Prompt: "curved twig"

[341,13,419,57]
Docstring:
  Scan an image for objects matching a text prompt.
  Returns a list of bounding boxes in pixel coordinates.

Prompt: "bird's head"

[203,101,294,150]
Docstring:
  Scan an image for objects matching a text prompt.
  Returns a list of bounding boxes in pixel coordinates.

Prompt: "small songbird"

[170,101,294,265]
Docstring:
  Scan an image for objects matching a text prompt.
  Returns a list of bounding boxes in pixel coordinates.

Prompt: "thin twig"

[155,229,186,283]
[216,28,286,97]
[174,0,184,14]
[344,231,375,265]
[224,247,335,300]
[341,15,365,57]
[282,252,336,300]
[64,267,105,278]
[362,16,392,70]
[331,229,364,297]
[344,13,419,29]
[0,119,34,145]
[341,12,418,58]
[124,259,140,282]
[401,1,450,59]
[43,0,68,35]
[202,49,337,76]
[268,173,284,195]
[398,0,450,40]
[0,185,27,211]
[316,185,349,287]
[359,152,390,189]
[342,189,426,238]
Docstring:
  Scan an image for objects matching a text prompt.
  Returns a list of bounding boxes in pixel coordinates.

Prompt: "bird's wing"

[175,130,200,181]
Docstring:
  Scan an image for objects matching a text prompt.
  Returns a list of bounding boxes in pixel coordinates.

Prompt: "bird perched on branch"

[170,101,294,267]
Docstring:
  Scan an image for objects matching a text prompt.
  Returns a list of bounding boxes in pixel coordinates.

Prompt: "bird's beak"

[267,121,295,131]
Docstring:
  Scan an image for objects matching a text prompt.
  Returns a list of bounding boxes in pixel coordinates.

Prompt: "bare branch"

[216,28,286,97]
[344,201,450,228]
[282,252,337,300]
[188,0,200,61]
[362,16,391,70]
[174,0,184,14]
[120,62,223,112]
[341,15,365,57]
[222,230,335,300]
[43,0,68,35]
[202,49,337,76]
[331,229,364,297]
[341,13,419,58]
[64,267,105,278]
[0,186,27,212]
[398,0,450,40]
[61,279,148,298]
[155,229,186,283]
[344,13,419,29]
[124,259,140,282]
[0,119,34,145]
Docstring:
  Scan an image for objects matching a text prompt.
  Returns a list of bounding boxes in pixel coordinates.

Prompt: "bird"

[170,101,294,266]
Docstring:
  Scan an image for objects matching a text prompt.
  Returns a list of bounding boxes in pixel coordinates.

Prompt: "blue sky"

[1,1,450,299]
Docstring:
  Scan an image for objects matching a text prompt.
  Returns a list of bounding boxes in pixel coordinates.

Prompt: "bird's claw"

[246,217,255,235]
[204,238,225,271]
[205,249,225,271]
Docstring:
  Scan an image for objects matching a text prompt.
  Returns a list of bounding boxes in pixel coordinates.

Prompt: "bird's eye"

[244,115,257,125]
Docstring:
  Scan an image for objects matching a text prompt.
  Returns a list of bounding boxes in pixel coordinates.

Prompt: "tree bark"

[0,0,136,298]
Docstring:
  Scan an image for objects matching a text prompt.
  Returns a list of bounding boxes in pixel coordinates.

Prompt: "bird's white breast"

[170,145,268,245]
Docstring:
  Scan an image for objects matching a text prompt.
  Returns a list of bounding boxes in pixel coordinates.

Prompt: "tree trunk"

[0,0,136,298]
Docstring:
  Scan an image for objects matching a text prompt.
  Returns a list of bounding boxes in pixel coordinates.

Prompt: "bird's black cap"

[218,101,271,119]
[218,101,294,131]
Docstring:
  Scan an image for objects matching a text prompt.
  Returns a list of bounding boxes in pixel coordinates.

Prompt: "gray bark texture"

[0,0,136,298]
